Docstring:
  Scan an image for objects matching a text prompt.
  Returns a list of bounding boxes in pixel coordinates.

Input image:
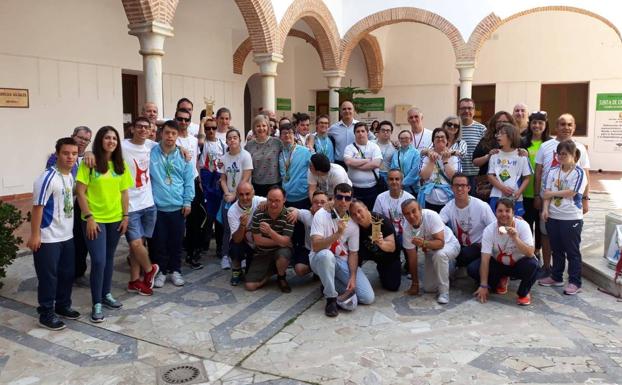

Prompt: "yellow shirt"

[76,161,133,223]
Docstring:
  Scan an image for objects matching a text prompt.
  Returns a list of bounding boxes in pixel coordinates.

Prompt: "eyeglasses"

[452,183,469,189]
[445,123,460,129]
[380,128,392,132]
[335,194,352,202]
[204,126,217,131]
[176,117,191,123]
[459,106,474,111]
[134,124,150,130]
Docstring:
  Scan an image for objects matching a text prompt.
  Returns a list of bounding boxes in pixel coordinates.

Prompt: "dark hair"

[315,114,330,124]
[481,111,516,151]
[431,127,449,147]
[200,109,207,120]
[334,183,353,196]
[226,128,241,141]
[216,107,231,118]
[349,198,368,211]
[55,137,77,154]
[176,108,191,117]
[451,172,469,185]
[293,112,310,125]
[133,116,150,126]
[379,120,393,131]
[279,123,294,134]
[371,120,380,129]
[267,185,286,198]
[556,140,581,163]
[522,112,551,148]
[387,168,403,178]
[176,98,193,109]
[496,123,521,149]
[398,129,412,140]
[312,190,327,198]
[353,121,368,133]
[163,119,180,132]
[311,153,331,173]
[497,197,515,211]
[93,126,125,175]
[279,117,291,125]
[401,198,419,211]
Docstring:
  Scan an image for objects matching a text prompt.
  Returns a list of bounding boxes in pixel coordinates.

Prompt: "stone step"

[582,242,622,298]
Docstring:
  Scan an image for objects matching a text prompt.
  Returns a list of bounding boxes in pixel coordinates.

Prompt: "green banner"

[308,105,315,112]
[353,97,385,112]
[276,98,291,111]
[596,93,622,111]
[329,107,339,112]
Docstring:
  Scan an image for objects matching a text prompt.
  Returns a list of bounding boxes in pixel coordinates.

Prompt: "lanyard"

[315,135,329,156]
[283,144,297,180]
[160,147,176,184]
[54,167,73,218]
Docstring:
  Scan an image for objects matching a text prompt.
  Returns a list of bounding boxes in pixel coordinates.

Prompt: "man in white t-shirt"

[402,199,460,304]
[122,117,160,296]
[227,182,266,286]
[407,107,433,151]
[373,168,415,239]
[307,153,352,200]
[28,137,80,330]
[440,173,496,269]
[534,113,590,272]
[310,183,374,317]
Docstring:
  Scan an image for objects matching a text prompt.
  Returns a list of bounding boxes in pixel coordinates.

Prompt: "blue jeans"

[126,205,157,242]
[152,210,185,274]
[309,249,374,305]
[546,218,583,286]
[33,239,75,315]
[82,221,122,305]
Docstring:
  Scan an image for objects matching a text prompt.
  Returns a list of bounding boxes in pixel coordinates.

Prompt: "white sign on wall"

[594,93,622,153]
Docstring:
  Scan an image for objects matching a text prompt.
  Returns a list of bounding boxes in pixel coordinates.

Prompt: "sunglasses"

[204,126,217,131]
[445,123,460,129]
[334,194,352,202]
[176,117,191,122]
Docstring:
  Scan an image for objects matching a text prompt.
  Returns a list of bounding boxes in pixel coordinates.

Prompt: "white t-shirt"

[222,150,253,193]
[198,139,226,172]
[421,155,460,205]
[122,139,157,212]
[228,195,266,247]
[544,165,588,220]
[298,209,314,250]
[215,130,227,143]
[412,128,433,150]
[536,138,590,193]
[440,197,496,246]
[344,141,382,188]
[310,208,359,260]
[481,218,534,266]
[487,149,532,201]
[374,141,396,174]
[176,135,199,178]
[372,190,415,235]
[307,163,351,198]
[33,168,74,243]
[402,209,459,251]
[402,209,460,250]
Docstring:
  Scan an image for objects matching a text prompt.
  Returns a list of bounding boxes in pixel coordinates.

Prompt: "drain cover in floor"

[156,362,208,385]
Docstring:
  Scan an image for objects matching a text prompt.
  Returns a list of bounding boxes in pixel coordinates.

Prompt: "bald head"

[236,181,255,208]
[340,101,355,124]
[142,102,158,124]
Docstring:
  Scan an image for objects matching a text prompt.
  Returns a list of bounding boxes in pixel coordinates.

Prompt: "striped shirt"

[460,121,487,176]
[251,208,294,254]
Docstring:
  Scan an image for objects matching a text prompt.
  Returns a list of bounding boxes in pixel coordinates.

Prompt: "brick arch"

[340,7,465,71]
[233,29,321,75]
[277,0,341,70]
[359,35,384,93]
[233,0,278,54]
[121,0,179,26]
[467,6,622,62]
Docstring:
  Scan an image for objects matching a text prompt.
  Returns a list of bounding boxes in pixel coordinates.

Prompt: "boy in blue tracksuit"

[150,120,195,287]
[278,123,312,209]
[391,130,422,196]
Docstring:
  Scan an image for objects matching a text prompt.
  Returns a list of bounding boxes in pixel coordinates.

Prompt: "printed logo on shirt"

[133,158,149,188]
[499,169,511,182]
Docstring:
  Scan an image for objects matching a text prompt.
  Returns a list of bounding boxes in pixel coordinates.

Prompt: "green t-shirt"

[76,161,134,223]
[523,140,542,198]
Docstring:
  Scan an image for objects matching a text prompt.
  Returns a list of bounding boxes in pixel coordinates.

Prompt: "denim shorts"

[126,205,157,242]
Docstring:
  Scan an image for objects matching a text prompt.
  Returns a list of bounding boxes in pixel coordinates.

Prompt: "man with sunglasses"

[310,183,374,317]
[439,173,495,273]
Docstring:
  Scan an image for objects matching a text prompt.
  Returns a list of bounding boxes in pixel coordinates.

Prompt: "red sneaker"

[143,264,160,289]
[496,276,509,295]
[517,294,531,306]
[128,279,153,296]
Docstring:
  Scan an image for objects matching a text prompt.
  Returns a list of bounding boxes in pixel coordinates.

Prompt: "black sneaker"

[55,307,81,320]
[186,258,204,270]
[325,297,338,317]
[39,314,66,331]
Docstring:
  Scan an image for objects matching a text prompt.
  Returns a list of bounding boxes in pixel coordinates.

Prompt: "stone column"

[323,70,345,123]
[456,62,476,100]
[254,53,284,113]
[129,21,174,118]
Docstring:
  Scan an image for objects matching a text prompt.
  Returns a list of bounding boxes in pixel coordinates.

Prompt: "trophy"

[204,97,215,117]
[370,217,383,242]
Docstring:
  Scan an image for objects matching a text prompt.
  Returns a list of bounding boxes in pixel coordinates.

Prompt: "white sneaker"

[241,259,246,269]
[170,271,185,286]
[221,255,231,270]
[437,292,449,305]
[153,272,166,288]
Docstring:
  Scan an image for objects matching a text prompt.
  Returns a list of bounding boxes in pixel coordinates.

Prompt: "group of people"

[27,96,590,330]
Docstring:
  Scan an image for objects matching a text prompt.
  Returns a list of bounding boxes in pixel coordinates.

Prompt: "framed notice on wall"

[594,93,622,153]
[394,105,411,125]
[0,88,29,108]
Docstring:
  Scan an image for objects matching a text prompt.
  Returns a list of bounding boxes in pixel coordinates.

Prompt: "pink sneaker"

[538,277,564,287]
[563,283,581,295]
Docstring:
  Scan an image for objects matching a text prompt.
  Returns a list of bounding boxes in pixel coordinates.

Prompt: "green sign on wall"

[308,105,315,112]
[596,93,622,111]
[353,97,385,112]
[276,98,292,111]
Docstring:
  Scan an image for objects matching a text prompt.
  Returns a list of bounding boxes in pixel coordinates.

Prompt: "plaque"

[0,88,29,108]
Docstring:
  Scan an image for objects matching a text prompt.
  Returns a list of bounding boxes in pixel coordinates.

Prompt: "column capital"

[128,21,175,56]
[323,70,345,88]
[456,61,476,81]
[253,53,284,76]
